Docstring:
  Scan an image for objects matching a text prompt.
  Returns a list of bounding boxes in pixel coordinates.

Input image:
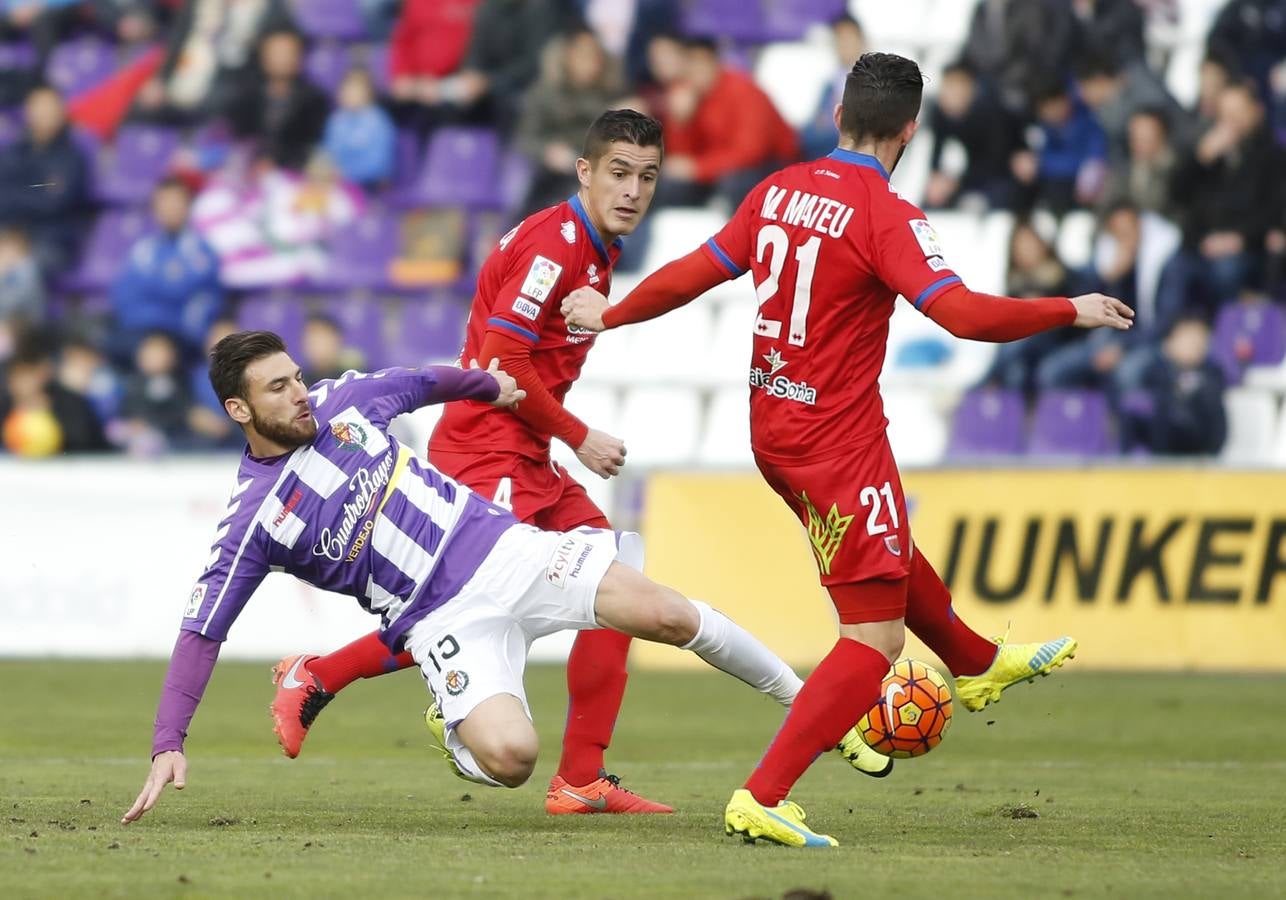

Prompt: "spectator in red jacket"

[655,37,798,208]
[388,0,479,103]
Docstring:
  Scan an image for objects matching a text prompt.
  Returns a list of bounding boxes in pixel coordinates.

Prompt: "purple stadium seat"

[237,292,308,351]
[364,43,390,94]
[0,41,36,71]
[387,129,424,207]
[45,36,117,99]
[1028,389,1113,457]
[63,208,151,291]
[1211,301,1286,385]
[498,149,534,213]
[93,125,181,205]
[385,295,468,366]
[682,0,771,42]
[316,207,400,290]
[289,0,368,40]
[946,389,1025,458]
[0,108,21,149]
[414,128,504,209]
[305,41,352,96]
[763,0,848,40]
[326,293,387,367]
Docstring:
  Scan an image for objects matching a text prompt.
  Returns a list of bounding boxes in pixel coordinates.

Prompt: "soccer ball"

[857,658,953,758]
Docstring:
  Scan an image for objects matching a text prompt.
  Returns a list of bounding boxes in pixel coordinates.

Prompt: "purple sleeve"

[421,366,500,405]
[309,366,499,429]
[151,630,221,758]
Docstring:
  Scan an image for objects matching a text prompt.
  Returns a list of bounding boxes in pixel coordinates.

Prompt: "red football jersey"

[432,195,620,460]
[702,148,963,465]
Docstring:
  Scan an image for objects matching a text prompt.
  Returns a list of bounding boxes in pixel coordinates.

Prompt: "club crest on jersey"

[560,220,576,244]
[763,348,787,376]
[884,535,902,556]
[331,420,368,451]
[444,670,470,696]
[520,255,562,303]
[331,419,367,450]
[800,492,854,576]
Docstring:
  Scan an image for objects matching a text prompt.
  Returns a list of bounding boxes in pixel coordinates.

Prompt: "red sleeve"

[924,284,1076,342]
[866,195,968,312]
[602,248,730,329]
[477,330,589,449]
[484,234,573,348]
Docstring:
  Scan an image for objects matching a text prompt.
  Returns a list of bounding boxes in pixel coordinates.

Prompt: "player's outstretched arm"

[560,247,731,332]
[122,751,187,824]
[923,284,1132,343]
[1068,292,1135,330]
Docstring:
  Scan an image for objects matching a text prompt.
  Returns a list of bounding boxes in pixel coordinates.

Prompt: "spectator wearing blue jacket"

[1012,78,1108,216]
[0,85,90,277]
[108,177,222,365]
[322,69,396,188]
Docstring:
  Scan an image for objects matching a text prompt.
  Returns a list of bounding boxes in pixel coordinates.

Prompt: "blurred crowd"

[0,0,1282,459]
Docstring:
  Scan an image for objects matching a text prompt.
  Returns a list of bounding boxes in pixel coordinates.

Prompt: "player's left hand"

[561,287,609,333]
[470,358,526,409]
[1069,293,1135,331]
[122,750,186,824]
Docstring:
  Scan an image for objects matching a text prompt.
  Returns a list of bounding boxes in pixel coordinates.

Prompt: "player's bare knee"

[650,592,699,646]
[474,733,539,788]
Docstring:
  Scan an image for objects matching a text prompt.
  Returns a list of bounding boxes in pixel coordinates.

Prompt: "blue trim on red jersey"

[704,238,745,277]
[568,194,623,265]
[487,316,539,343]
[913,275,962,309]
[827,148,890,181]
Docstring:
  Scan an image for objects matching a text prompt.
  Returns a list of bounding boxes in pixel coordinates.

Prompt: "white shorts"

[403,524,644,735]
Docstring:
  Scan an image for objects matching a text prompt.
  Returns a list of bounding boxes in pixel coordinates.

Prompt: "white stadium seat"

[640,208,726,276]
[701,297,756,386]
[882,386,949,467]
[1220,388,1279,465]
[755,39,840,129]
[618,386,703,467]
[698,386,755,467]
[619,299,714,384]
[1058,210,1097,271]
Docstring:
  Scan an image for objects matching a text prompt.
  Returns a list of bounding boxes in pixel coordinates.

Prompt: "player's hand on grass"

[577,428,626,479]
[560,287,609,333]
[470,358,526,409]
[1070,293,1135,331]
[122,750,186,824]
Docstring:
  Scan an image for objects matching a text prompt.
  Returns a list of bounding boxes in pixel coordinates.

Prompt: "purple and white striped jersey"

[182,366,514,650]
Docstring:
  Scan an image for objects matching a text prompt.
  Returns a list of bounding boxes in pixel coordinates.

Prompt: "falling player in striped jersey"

[562,52,1134,846]
[122,330,831,823]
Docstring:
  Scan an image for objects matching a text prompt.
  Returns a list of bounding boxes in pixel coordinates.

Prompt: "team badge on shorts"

[444,670,470,696]
[800,491,854,576]
[330,420,367,451]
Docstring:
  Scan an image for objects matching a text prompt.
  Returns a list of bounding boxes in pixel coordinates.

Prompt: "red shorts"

[429,448,609,531]
[756,435,912,623]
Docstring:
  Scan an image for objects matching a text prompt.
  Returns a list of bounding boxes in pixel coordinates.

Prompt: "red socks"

[905,553,997,677]
[556,627,633,785]
[309,630,414,693]
[744,637,889,807]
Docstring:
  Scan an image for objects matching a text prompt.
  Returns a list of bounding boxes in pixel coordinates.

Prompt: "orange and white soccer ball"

[857,658,953,758]
[2,407,63,458]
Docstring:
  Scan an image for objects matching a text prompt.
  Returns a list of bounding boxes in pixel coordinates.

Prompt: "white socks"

[680,599,803,706]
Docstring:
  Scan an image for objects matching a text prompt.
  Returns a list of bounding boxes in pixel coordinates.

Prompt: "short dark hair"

[839,52,924,143]
[153,175,192,198]
[582,108,664,163]
[1130,105,1170,131]
[1031,76,1070,108]
[683,35,719,54]
[209,330,286,404]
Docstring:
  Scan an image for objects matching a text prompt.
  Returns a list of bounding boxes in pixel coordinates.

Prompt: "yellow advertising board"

[632,469,1286,671]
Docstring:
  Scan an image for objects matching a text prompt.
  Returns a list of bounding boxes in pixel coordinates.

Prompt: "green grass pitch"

[2,660,1284,899]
